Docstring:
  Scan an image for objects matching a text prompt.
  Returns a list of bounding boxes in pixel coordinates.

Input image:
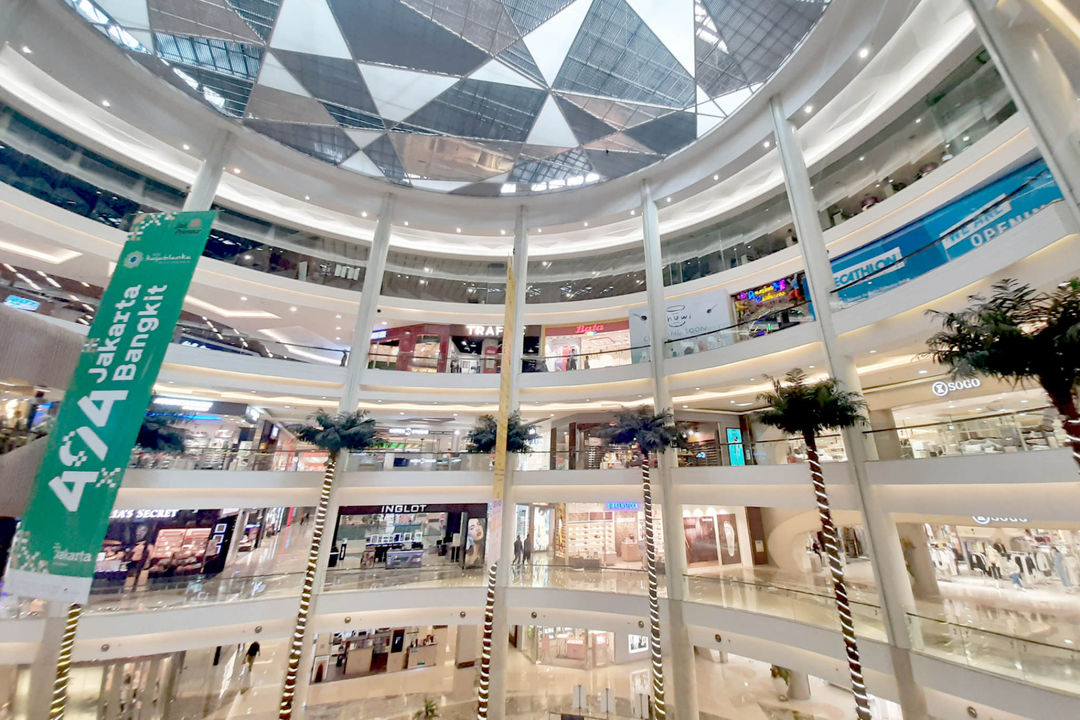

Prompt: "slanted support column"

[291,195,394,719]
[771,96,928,719]
[640,182,700,720]
[963,0,1080,227]
[182,129,235,212]
[484,206,527,720]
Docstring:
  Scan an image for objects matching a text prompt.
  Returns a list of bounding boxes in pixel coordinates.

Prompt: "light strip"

[184,295,280,319]
[259,329,345,366]
[0,238,83,264]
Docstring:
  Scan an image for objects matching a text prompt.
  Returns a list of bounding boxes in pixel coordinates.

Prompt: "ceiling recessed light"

[583,222,588,227]
[858,47,870,59]
[101,99,111,107]
[713,174,719,181]
[304,195,310,200]
[403,221,409,226]
[335,314,342,319]
[682,405,688,409]
[361,211,368,217]
[240,296,247,301]
[537,228,542,233]
[21,46,31,54]
[869,349,877,354]
[399,411,405,415]
[748,377,755,381]
[763,140,771,149]
[232,167,241,174]
[858,156,865,162]
[455,227,461,233]
[499,229,506,235]
[182,143,190,151]
[918,369,928,374]
[803,105,813,114]
[915,118,922,124]
[665,197,672,203]
[630,209,636,216]
[335,336,341,341]
[289,306,297,312]
[335,326,341,330]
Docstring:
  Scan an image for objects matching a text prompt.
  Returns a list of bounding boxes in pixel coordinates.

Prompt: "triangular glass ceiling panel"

[400,0,520,56]
[358,63,460,122]
[557,93,672,132]
[389,133,516,181]
[169,64,256,117]
[363,133,409,182]
[522,0,592,86]
[497,40,546,88]
[148,0,263,44]
[553,95,615,145]
[698,0,826,84]
[509,146,593,184]
[401,79,547,142]
[319,102,384,129]
[585,148,659,178]
[226,0,283,42]
[554,0,695,109]
[245,85,339,125]
[502,0,574,35]
[274,50,379,113]
[154,32,263,79]
[469,58,542,89]
[625,111,695,154]
[327,0,488,75]
[584,131,654,154]
[270,0,352,58]
[625,0,694,75]
[258,52,311,95]
[525,95,578,148]
[244,119,359,163]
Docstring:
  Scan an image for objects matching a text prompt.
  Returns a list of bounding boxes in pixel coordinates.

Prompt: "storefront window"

[541,321,631,371]
[331,504,489,570]
[552,503,661,569]
[731,273,810,339]
[521,626,615,670]
[310,625,448,683]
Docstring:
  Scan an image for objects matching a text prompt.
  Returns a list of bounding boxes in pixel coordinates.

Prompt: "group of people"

[512,534,533,565]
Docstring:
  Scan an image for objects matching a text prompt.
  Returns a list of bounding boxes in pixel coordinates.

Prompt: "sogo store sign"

[931,378,981,397]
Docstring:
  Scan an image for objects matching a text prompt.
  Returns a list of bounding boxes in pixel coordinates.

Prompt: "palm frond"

[926,278,1080,410]
[757,369,866,438]
[465,411,539,453]
[599,407,680,454]
[136,412,190,454]
[292,410,376,454]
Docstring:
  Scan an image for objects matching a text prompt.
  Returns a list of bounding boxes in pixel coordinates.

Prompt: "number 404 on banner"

[4,211,215,603]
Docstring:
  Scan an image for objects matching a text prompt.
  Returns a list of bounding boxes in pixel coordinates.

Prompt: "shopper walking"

[513,536,523,566]
[244,641,261,673]
[523,534,532,564]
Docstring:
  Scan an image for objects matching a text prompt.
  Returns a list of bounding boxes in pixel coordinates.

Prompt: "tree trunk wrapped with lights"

[639,452,665,718]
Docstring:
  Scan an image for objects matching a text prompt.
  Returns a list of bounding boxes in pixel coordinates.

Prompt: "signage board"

[628,287,733,362]
[726,428,745,466]
[830,160,1062,304]
[4,211,215,602]
[930,378,982,397]
[4,294,40,312]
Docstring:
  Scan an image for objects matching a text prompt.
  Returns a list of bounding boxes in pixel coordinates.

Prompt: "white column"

[770,96,928,719]
[25,602,68,720]
[963,0,1080,227]
[292,196,394,718]
[487,206,528,720]
[640,183,700,720]
[181,129,235,212]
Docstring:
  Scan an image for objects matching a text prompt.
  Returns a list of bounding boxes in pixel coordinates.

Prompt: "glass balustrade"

[513,564,657,596]
[323,565,484,592]
[908,614,1080,695]
[684,575,886,640]
[82,571,304,614]
[811,50,1017,231]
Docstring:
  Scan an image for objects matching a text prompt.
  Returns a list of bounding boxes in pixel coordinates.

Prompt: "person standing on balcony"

[513,536,523,566]
[523,534,532,565]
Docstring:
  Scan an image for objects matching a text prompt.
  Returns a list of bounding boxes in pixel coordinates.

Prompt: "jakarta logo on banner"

[830,160,1062,304]
[4,211,215,602]
[628,288,732,362]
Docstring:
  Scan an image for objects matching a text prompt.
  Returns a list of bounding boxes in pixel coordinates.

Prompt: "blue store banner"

[830,160,1063,304]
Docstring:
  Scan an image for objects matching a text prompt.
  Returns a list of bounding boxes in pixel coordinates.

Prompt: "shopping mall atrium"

[0,0,1079,718]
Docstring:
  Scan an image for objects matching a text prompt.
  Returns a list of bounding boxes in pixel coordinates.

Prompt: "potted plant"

[927,278,1080,474]
[598,407,683,719]
[758,370,872,720]
[770,665,792,701]
[278,410,376,719]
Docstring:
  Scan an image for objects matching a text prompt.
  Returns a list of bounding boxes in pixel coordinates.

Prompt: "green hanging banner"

[4,211,215,602]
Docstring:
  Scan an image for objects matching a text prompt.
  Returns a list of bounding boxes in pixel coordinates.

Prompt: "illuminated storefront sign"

[465,324,503,336]
[4,295,40,311]
[971,515,1028,526]
[606,501,641,511]
[930,378,982,397]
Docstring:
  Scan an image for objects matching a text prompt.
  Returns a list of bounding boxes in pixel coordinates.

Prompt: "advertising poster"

[4,211,215,602]
[628,287,733,362]
[830,160,1062,304]
[466,517,487,568]
[683,516,719,565]
[716,513,742,565]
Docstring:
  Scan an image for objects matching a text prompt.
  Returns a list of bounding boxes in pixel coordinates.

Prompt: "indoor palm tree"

[927,278,1080,474]
[758,370,872,720]
[279,410,376,719]
[598,407,682,720]
[136,412,189,454]
[465,411,538,453]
